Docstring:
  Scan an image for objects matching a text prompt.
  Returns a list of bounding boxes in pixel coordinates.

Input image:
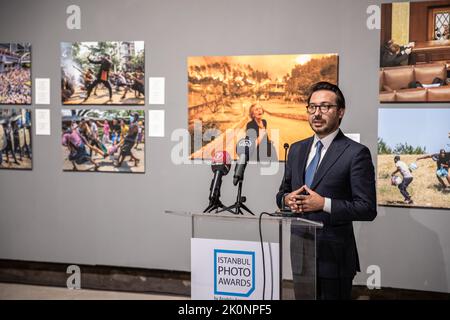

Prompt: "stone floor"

[0,282,189,300]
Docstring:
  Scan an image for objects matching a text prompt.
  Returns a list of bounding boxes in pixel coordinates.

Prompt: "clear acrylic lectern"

[165,211,323,300]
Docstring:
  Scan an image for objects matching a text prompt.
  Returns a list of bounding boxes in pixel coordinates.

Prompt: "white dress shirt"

[306,128,340,214]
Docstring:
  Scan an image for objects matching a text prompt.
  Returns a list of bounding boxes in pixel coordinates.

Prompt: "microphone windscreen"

[211,150,232,174]
[236,138,253,159]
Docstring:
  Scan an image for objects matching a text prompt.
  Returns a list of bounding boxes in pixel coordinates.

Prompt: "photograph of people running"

[378,108,450,209]
[61,41,144,105]
[61,109,145,173]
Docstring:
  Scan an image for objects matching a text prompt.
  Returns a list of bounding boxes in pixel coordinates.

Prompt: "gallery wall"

[0,0,449,293]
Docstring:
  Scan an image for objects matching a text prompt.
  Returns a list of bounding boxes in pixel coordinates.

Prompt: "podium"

[166,211,323,300]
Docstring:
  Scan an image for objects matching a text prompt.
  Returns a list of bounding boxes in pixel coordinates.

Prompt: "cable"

[268,240,274,300]
[259,211,272,300]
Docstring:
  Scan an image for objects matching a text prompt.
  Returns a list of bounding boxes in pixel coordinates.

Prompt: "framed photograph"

[188,53,338,161]
[61,109,145,173]
[0,108,32,170]
[61,41,144,105]
[0,43,31,105]
[379,1,450,103]
[377,109,450,209]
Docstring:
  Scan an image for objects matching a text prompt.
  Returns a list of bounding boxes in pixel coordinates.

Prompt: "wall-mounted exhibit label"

[148,110,165,137]
[35,109,51,135]
[345,133,360,143]
[191,238,279,300]
[35,78,50,105]
[149,77,165,105]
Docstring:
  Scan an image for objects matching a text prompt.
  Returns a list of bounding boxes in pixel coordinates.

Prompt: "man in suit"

[276,82,377,300]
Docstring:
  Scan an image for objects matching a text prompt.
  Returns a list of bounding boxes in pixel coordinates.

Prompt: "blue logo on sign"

[214,249,255,297]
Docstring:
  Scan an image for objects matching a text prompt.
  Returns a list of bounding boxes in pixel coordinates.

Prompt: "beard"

[309,115,339,136]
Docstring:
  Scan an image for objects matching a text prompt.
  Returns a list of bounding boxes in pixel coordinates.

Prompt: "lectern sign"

[214,249,255,297]
[191,238,279,300]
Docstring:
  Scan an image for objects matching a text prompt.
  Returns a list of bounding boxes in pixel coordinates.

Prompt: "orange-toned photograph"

[188,54,338,161]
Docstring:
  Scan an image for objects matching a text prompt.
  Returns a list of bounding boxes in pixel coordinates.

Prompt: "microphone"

[282,143,289,185]
[219,139,254,215]
[279,143,291,213]
[209,151,231,203]
[233,138,253,185]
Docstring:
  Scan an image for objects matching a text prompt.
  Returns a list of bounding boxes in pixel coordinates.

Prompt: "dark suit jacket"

[246,119,275,161]
[276,130,377,278]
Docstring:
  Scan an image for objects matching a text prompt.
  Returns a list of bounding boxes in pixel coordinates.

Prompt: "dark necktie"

[305,140,323,187]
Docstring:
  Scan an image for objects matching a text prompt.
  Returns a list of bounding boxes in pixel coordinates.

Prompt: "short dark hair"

[394,155,400,162]
[307,81,346,109]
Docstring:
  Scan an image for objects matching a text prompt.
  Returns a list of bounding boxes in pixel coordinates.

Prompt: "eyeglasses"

[306,104,338,114]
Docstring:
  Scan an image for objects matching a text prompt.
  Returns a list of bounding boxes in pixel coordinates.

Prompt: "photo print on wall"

[378,109,450,209]
[0,108,32,170]
[0,43,31,105]
[61,109,145,173]
[188,53,338,161]
[379,0,450,102]
[61,41,144,105]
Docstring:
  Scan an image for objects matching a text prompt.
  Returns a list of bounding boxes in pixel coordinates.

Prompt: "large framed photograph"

[0,43,31,105]
[61,109,145,173]
[61,41,144,105]
[188,53,338,161]
[377,109,450,209]
[379,1,450,102]
[0,108,32,170]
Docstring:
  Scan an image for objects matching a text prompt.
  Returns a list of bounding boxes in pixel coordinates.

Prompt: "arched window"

[430,7,450,40]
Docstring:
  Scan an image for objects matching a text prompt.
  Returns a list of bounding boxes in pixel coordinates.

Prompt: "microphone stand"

[219,138,254,215]
[271,143,293,216]
[282,143,289,186]
[204,198,225,213]
[204,172,226,213]
[219,179,254,215]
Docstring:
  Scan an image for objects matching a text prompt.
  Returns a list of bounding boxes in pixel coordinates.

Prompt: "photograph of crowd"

[188,53,338,161]
[378,109,450,209]
[379,1,450,102]
[0,43,31,104]
[0,108,32,170]
[61,109,145,173]
[61,41,144,105]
